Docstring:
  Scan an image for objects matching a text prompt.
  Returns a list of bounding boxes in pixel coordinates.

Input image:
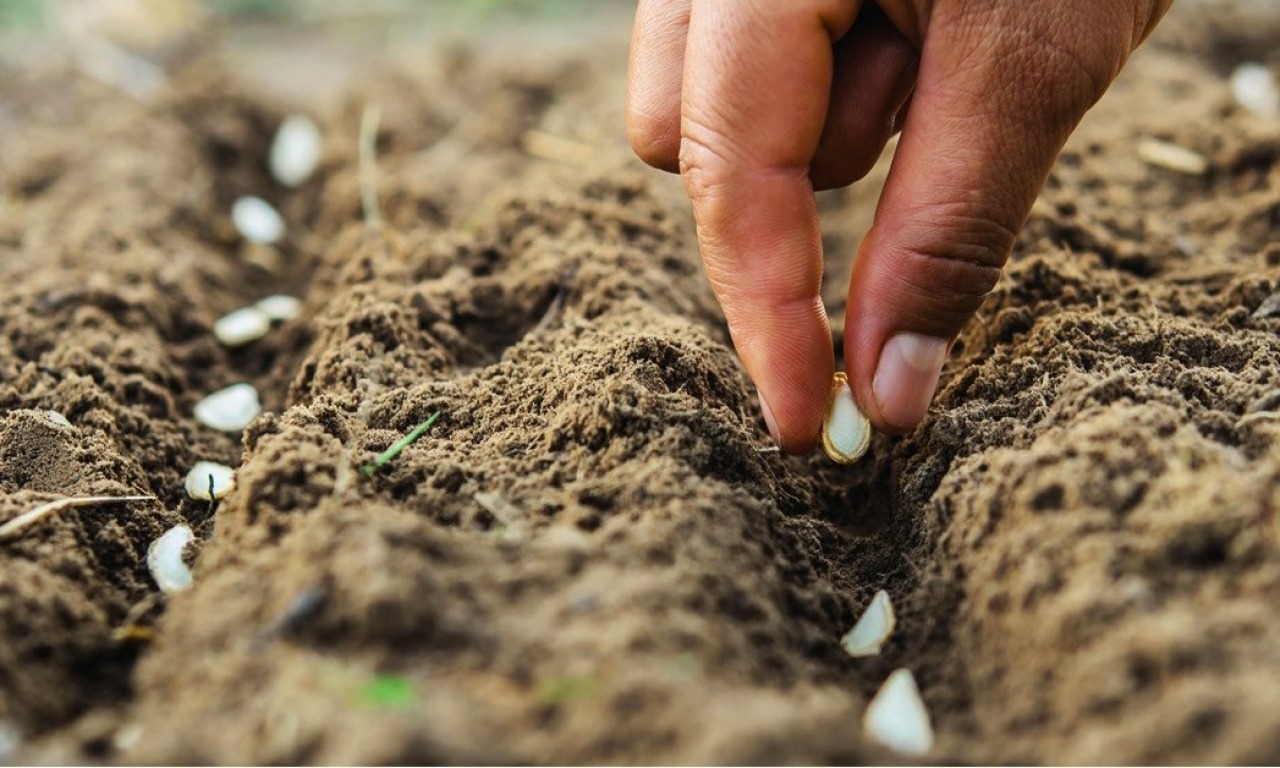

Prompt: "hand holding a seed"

[627,0,1173,455]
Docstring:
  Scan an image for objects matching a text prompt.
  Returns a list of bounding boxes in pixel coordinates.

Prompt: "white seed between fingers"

[213,306,271,347]
[194,383,261,432]
[863,668,934,756]
[822,372,872,465]
[841,589,896,657]
[269,114,322,188]
[232,195,285,244]
[147,525,194,594]
[184,461,236,501]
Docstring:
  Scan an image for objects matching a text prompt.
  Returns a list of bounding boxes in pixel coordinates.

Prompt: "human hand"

[627,0,1172,452]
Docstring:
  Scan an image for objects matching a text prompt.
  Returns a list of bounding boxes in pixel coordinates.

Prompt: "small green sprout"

[361,410,442,478]
[536,675,599,705]
[361,675,419,711]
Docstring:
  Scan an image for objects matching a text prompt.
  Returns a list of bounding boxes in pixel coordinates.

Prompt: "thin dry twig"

[0,495,155,541]
[359,102,383,233]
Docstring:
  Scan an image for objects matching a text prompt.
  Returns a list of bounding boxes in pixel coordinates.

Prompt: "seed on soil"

[841,589,896,657]
[822,372,872,465]
[45,410,72,429]
[863,668,934,756]
[184,461,236,500]
[231,195,285,244]
[0,722,19,764]
[1230,63,1279,118]
[269,114,322,188]
[147,524,195,594]
[193,383,261,432]
[213,306,271,347]
[254,294,302,322]
[1136,138,1208,176]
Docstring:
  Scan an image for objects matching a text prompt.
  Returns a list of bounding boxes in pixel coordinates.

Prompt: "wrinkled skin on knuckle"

[894,246,1003,332]
[627,107,681,171]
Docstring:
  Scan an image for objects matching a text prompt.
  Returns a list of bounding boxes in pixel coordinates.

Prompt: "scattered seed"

[0,495,155,541]
[255,294,302,322]
[841,589,896,657]
[45,410,72,429]
[0,722,18,764]
[232,195,285,244]
[184,461,236,501]
[863,668,934,756]
[213,306,271,347]
[147,524,194,594]
[1137,138,1208,176]
[194,383,261,432]
[822,372,872,465]
[113,724,144,752]
[1231,63,1279,118]
[269,114,322,188]
[361,410,442,477]
[1253,290,1280,319]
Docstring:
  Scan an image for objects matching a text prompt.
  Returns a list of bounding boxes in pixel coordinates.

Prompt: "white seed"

[269,114,322,188]
[184,461,236,501]
[1136,138,1208,176]
[1231,63,1279,118]
[863,668,934,756]
[213,306,271,347]
[45,410,72,429]
[113,723,144,752]
[841,589,896,657]
[0,722,19,765]
[254,294,303,323]
[822,372,872,465]
[193,383,261,432]
[147,525,194,594]
[232,195,285,244]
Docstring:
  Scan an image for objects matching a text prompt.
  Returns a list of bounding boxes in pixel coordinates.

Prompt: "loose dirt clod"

[147,525,195,594]
[193,383,261,432]
[841,589,896,657]
[863,668,934,756]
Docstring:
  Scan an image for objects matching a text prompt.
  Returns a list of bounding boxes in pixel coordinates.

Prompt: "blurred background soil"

[1,0,1279,763]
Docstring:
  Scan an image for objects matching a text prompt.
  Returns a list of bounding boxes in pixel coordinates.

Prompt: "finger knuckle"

[896,210,1012,315]
[626,107,681,170]
[677,117,736,204]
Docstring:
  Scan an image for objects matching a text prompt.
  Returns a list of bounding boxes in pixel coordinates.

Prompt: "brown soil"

[2,3,1280,764]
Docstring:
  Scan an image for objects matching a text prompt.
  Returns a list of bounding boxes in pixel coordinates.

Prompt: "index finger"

[679,0,861,452]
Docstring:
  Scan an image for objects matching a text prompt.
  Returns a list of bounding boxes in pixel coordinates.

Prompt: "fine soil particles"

[1,1,1280,763]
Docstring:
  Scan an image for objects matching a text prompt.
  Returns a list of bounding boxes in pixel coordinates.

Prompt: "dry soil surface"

[2,3,1280,764]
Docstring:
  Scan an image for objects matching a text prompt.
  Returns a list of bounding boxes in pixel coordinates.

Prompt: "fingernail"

[757,388,782,445]
[873,333,948,430]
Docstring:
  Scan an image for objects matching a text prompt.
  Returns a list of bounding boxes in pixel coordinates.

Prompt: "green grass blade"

[361,410,442,477]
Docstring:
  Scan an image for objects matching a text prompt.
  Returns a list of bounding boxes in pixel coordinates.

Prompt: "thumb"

[845,5,1130,433]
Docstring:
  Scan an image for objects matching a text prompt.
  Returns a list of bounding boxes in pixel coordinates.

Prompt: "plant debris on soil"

[1,1,1280,764]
